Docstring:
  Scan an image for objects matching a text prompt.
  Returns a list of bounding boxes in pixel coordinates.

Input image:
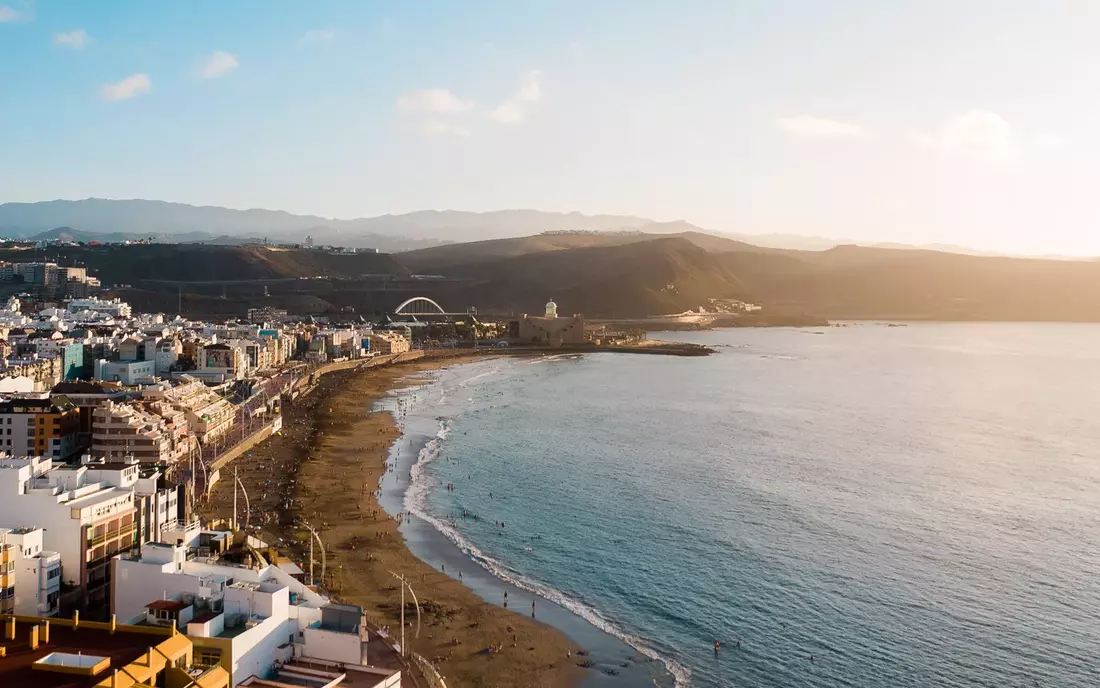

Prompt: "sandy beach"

[202,356,584,688]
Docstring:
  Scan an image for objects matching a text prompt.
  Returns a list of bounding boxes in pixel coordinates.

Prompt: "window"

[194,648,222,668]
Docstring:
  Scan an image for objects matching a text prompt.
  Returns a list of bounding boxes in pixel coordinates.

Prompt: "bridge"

[392,296,476,318]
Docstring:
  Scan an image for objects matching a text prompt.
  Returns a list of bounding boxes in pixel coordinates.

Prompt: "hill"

[396,227,770,273]
[412,237,749,318]
[716,245,1100,321]
[0,244,409,285]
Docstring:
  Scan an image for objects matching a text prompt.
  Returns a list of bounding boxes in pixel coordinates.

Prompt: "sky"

[1,0,1099,255]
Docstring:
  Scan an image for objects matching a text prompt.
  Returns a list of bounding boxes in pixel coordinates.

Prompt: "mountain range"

[0,198,1060,258]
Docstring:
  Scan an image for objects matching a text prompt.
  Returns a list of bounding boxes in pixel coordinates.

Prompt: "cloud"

[396,89,474,114]
[54,28,89,49]
[0,5,19,21]
[200,50,239,79]
[489,70,543,125]
[775,115,870,140]
[915,110,1018,161]
[101,73,151,101]
[419,121,472,139]
[299,28,335,43]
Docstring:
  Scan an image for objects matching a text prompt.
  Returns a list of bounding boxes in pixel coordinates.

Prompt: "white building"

[68,297,132,319]
[96,358,156,385]
[81,456,185,550]
[0,456,138,614]
[154,337,183,374]
[113,535,387,687]
[0,526,62,616]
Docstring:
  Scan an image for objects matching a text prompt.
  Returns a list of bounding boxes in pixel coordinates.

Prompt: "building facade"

[515,299,586,346]
[0,526,62,616]
[0,395,82,460]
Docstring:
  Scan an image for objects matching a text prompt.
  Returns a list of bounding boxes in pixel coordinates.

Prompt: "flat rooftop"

[64,487,132,509]
[0,621,171,688]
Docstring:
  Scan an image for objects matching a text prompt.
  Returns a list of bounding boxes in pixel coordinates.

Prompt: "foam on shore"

[389,368,690,688]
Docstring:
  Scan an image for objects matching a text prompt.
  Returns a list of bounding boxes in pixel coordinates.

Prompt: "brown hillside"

[440,237,748,317]
[0,244,409,285]
[395,229,768,273]
[718,245,1100,321]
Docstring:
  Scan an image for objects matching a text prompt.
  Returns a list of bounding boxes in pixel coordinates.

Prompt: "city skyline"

[2,1,1099,255]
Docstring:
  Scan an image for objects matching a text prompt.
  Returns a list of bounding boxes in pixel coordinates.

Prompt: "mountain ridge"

[2,198,1068,259]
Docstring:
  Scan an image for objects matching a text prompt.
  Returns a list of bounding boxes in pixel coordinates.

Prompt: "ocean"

[376,323,1100,687]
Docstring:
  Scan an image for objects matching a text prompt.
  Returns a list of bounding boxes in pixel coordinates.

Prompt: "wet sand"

[203,357,584,688]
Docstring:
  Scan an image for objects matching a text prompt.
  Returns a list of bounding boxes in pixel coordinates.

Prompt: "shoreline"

[378,359,679,688]
[200,356,588,687]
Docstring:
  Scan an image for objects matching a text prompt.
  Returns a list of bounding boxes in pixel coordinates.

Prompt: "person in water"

[714,640,721,655]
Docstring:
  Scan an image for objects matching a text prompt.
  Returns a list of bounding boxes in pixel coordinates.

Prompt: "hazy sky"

[2,1,1098,255]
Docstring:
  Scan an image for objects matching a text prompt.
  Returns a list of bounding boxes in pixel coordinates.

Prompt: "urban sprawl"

[0,260,452,688]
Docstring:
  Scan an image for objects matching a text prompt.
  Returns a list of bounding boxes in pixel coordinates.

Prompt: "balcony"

[86,522,137,548]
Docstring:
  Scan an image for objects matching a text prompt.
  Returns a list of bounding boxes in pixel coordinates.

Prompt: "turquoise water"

[385,324,1100,687]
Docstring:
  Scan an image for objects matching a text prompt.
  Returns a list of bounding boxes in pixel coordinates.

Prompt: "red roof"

[145,599,188,613]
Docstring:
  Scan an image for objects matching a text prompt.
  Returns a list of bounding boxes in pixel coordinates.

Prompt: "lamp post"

[233,465,251,530]
[388,570,422,658]
[297,519,326,587]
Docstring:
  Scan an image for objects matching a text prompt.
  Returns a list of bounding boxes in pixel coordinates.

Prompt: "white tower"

[545,298,558,318]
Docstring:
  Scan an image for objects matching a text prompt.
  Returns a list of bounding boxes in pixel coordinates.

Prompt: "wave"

[458,368,499,387]
[402,419,451,512]
[400,421,690,687]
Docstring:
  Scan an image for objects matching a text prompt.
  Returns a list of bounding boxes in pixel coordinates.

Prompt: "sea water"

[379,323,1100,687]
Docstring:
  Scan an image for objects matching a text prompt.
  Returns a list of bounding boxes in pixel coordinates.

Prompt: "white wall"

[229,615,296,686]
[112,557,199,621]
[187,612,225,638]
[301,627,363,665]
[0,494,84,586]
[0,377,34,393]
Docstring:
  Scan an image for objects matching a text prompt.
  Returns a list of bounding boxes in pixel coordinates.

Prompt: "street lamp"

[388,570,422,658]
[297,519,326,587]
[233,465,251,530]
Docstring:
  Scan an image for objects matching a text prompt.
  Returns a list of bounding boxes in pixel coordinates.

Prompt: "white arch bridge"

[392,296,476,317]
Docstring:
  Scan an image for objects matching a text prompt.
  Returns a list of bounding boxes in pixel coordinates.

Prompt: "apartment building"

[0,526,62,616]
[368,331,410,354]
[81,457,186,560]
[0,355,62,391]
[195,343,248,382]
[91,401,188,464]
[112,533,393,687]
[67,296,132,319]
[142,376,235,443]
[51,380,130,447]
[0,394,82,460]
[0,456,138,617]
[0,541,11,614]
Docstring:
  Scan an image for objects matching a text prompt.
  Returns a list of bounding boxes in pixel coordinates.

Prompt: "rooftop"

[145,599,188,613]
[0,619,171,688]
[63,487,131,510]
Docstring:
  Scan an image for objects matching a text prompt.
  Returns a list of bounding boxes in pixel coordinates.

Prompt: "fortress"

[515,299,585,347]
